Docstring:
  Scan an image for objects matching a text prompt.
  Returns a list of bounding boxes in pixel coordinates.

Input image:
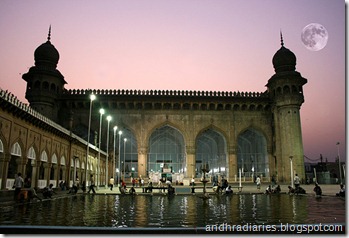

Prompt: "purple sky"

[0,0,345,162]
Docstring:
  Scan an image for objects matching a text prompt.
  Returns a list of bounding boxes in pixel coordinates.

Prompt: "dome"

[34,40,60,68]
[272,33,296,73]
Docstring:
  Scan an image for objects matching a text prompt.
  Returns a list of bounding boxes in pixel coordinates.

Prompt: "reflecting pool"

[0,194,345,233]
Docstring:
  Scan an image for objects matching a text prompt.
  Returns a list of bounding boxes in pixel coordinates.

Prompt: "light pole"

[290,156,294,188]
[117,130,122,186]
[85,94,95,187]
[113,126,117,185]
[105,115,112,188]
[97,108,105,189]
[123,138,127,180]
[336,142,342,184]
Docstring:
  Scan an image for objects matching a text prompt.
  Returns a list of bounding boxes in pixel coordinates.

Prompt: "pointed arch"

[27,146,36,160]
[40,151,48,162]
[195,128,228,178]
[237,128,269,178]
[147,125,186,177]
[11,142,22,156]
[60,156,66,166]
[51,153,58,164]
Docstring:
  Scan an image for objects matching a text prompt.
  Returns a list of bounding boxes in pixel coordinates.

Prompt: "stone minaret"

[22,26,66,122]
[266,33,307,183]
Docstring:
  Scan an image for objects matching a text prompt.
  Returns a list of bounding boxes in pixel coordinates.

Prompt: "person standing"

[256,175,261,191]
[294,174,300,189]
[109,176,115,191]
[13,172,24,201]
[87,174,96,194]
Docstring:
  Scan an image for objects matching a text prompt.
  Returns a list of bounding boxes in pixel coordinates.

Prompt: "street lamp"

[336,142,342,184]
[105,115,112,188]
[113,126,118,185]
[123,138,127,180]
[97,108,105,189]
[117,130,122,186]
[290,156,294,188]
[85,94,96,187]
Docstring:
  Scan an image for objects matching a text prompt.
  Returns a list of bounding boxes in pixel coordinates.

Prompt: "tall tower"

[22,26,66,122]
[266,33,307,183]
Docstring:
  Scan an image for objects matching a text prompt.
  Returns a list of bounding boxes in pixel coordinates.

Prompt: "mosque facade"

[0,30,307,189]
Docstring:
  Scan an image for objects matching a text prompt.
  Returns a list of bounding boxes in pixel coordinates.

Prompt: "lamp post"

[336,142,342,184]
[113,126,117,185]
[117,130,123,186]
[85,94,95,187]
[97,108,105,189]
[105,115,112,188]
[123,138,127,180]
[290,156,294,188]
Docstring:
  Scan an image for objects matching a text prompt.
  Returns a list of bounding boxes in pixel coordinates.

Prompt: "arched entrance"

[148,125,185,183]
[237,128,269,181]
[195,129,227,181]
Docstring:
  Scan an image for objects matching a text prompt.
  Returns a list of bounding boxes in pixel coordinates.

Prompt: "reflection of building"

[0,29,307,188]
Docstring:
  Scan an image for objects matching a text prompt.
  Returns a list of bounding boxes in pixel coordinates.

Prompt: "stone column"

[137,146,147,178]
[0,153,11,189]
[31,161,41,188]
[44,163,52,186]
[16,157,27,175]
[53,164,59,185]
[228,146,237,182]
[185,145,195,179]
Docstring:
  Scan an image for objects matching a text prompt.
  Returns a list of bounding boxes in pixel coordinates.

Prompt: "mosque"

[0,28,307,189]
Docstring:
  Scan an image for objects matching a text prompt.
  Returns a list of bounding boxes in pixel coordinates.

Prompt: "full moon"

[301,23,328,51]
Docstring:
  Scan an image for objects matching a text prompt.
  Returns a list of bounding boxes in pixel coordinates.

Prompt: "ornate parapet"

[65,88,268,98]
[63,88,271,111]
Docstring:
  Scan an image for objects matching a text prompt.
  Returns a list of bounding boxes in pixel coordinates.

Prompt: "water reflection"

[0,194,345,228]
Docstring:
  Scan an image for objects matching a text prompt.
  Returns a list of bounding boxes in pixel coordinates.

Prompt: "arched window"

[11,142,22,156]
[196,129,227,178]
[148,126,185,176]
[237,129,269,178]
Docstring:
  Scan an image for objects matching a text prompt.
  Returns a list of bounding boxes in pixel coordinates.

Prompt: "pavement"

[93,183,344,196]
[0,183,344,207]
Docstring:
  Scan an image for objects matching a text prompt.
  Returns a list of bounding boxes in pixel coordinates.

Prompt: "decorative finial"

[47,25,51,41]
[280,30,284,47]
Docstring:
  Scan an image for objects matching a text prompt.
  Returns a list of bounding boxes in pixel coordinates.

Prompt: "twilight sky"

[0,0,345,162]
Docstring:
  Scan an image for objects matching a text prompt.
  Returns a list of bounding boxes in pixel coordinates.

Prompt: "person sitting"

[221,178,228,190]
[295,186,306,194]
[225,185,233,195]
[313,183,322,197]
[68,183,78,194]
[167,184,175,196]
[145,181,153,193]
[118,180,127,194]
[129,186,136,195]
[273,185,281,194]
[288,186,295,194]
[265,185,273,194]
[43,184,55,199]
[336,184,345,197]
[28,187,42,202]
